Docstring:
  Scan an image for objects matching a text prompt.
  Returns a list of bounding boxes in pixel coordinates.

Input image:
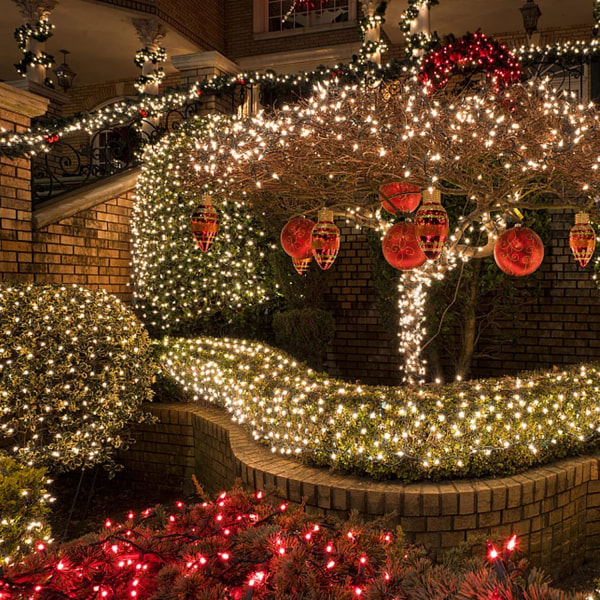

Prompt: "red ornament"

[280,217,315,259]
[382,222,427,271]
[43,134,59,144]
[311,209,340,270]
[494,226,544,276]
[414,189,449,260]
[190,196,219,252]
[138,108,148,118]
[292,256,311,275]
[379,182,421,214]
[569,212,595,268]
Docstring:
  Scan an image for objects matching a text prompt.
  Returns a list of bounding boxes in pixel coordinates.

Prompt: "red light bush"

[0,487,585,599]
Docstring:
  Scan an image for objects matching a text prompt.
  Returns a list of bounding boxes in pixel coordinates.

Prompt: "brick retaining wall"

[119,402,600,580]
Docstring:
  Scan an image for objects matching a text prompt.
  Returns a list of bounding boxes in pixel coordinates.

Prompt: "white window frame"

[254,0,357,38]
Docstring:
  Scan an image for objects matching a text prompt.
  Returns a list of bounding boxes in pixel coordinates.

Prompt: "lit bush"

[0,451,53,565]
[0,283,155,474]
[160,335,600,482]
[132,119,277,337]
[0,486,582,599]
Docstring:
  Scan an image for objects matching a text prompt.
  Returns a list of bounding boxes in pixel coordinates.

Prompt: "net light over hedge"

[160,336,600,482]
[132,121,277,335]
[0,284,155,474]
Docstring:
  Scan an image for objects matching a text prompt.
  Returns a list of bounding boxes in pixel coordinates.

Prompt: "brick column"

[0,83,49,282]
[171,51,242,115]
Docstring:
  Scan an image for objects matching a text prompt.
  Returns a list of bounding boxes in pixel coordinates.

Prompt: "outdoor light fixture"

[54,49,76,91]
[520,0,542,36]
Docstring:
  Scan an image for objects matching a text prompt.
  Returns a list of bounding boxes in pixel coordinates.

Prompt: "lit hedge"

[0,452,53,565]
[160,336,600,482]
[132,119,277,336]
[0,284,155,474]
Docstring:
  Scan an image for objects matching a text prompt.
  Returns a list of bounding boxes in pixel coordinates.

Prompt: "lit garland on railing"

[161,335,600,481]
[13,18,55,77]
[0,61,404,159]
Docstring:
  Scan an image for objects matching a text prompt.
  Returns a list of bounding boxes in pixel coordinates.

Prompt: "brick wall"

[31,193,134,301]
[470,212,600,378]
[118,402,600,580]
[323,226,402,386]
[0,85,48,283]
[226,0,361,60]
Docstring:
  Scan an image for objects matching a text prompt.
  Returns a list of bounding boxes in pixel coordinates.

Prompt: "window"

[258,0,353,34]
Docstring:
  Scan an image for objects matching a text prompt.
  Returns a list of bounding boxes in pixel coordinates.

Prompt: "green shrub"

[160,335,600,482]
[273,308,335,370]
[0,486,585,599]
[132,119,278,337]
[0,283,156,474]
[0,451,53,565]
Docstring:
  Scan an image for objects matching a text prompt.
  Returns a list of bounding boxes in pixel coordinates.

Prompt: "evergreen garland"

[13,19,54,78]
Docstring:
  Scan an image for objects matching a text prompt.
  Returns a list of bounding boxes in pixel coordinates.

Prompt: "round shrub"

[0,451,53,565]
[0,283,155,474]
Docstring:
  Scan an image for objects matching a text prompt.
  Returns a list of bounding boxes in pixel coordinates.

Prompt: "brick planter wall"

[119,402,600,580]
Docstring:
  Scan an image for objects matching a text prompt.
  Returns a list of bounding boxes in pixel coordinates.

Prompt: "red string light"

[419,32,522,94]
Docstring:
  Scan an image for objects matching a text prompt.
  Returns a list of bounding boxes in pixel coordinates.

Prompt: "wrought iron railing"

[31,85,257,207]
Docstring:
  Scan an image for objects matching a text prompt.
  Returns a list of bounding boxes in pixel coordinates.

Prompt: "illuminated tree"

[180,70,600,380]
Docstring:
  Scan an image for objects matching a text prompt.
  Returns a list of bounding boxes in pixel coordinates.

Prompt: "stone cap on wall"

[0,82,49,118]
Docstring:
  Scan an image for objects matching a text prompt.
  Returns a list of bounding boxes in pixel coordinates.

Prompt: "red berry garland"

[419,32,522,93]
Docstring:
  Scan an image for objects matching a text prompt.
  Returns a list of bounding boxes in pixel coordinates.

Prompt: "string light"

[0,284,155,474]
[160,336,600,481]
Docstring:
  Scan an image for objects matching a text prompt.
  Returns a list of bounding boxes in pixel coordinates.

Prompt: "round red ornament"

[382,222,427,271]
[311,209,340,270]
[379,182,421,214]
[190,195,219,252]
[569,212,595,268]
[414,189,449,260]
[493,226,544,276]
[292,256,311,275]
[280,217,315,259]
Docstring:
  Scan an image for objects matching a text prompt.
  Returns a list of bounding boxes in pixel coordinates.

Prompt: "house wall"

[1,82,135,301]
[225,0,361,61]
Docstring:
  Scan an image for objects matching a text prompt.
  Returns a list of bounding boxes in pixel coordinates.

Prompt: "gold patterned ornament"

[569,212,595,268]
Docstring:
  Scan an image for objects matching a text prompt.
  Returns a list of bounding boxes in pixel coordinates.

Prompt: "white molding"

[236,42,362,74]
[0,82,50,117]
[171,51,240,75]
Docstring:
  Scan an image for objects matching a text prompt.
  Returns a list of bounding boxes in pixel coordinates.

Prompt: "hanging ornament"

[190,195,219,252]
[311,209,340,270]
[414,189,449,260]
[382,222,427,271]
[379,182,421,214]
[494,226,544,276]
[280,217,315,258]
[292,256,312,275]
[569,212,595,268]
